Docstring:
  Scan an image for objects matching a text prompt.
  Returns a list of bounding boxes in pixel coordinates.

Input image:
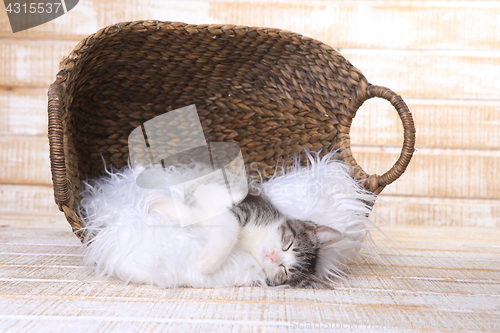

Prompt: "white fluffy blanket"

[79,151,378,288]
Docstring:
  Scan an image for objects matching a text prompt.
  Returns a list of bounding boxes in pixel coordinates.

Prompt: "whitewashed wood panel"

[338,281,500,305]
[342,48,500,100]
[0,242,81,255]
[0,88,48,136]
[379,249,500,263]
[351,98,500,149]
[0,254,83,270]
[0,227,75,243]
[1,253,499,325]
[2,269,498,304]
[0,184,68,228]
[376,224,500,242]
[352,146,500,199]
[369,253,499,271]
[372,195,500,228]
[209,1,500,51]
[0,185,67,228]
[0,214,67,229]
[1,261,499,310]
[0,137,52,185]
[351,263,500,284]
[0,320,282,333]
[0,185,59,214]
[0,304,495,333]
[1,1,499,51]
[0,242,81,256]
[0,39,75,88]
[383,243,500,254]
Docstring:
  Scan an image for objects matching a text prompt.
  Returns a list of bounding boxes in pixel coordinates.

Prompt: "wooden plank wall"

[0,0,499,228]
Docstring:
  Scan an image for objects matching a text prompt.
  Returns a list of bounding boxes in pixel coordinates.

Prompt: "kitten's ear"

[315,226,343,246]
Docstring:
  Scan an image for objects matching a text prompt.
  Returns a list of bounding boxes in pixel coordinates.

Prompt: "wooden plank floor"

[0,224,499,333]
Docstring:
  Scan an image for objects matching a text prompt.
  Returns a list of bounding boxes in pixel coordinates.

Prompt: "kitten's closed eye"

[282,240,293,252]
[279,264,287,276]
[280,223,295,251]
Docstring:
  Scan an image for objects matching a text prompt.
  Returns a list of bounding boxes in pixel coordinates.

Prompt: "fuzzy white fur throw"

[79,151,378,288]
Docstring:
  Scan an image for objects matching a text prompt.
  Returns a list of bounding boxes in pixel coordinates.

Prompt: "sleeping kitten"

[145,160,343,288]
[158,184,343,288]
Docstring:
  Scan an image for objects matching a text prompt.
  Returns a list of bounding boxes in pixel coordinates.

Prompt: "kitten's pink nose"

[266,251,277,262]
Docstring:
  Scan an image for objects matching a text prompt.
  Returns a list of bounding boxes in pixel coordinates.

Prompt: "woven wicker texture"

[47,21,415,240]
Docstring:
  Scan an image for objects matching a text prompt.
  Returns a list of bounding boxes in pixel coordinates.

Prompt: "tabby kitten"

[196,186,343,288]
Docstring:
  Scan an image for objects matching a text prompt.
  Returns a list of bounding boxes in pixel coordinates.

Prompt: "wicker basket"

[48,21,415,241]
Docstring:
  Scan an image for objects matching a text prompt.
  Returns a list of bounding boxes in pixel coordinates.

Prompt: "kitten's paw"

[197,250,224,276]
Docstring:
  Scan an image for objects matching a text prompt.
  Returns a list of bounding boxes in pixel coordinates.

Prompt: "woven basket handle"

[48,83,70,209]
[359,85,416,194]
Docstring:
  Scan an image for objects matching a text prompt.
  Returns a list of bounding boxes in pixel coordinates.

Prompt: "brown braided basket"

[48,21,415,241]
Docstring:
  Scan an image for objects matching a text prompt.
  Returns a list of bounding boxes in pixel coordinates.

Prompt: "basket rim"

[53,21,357,85]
